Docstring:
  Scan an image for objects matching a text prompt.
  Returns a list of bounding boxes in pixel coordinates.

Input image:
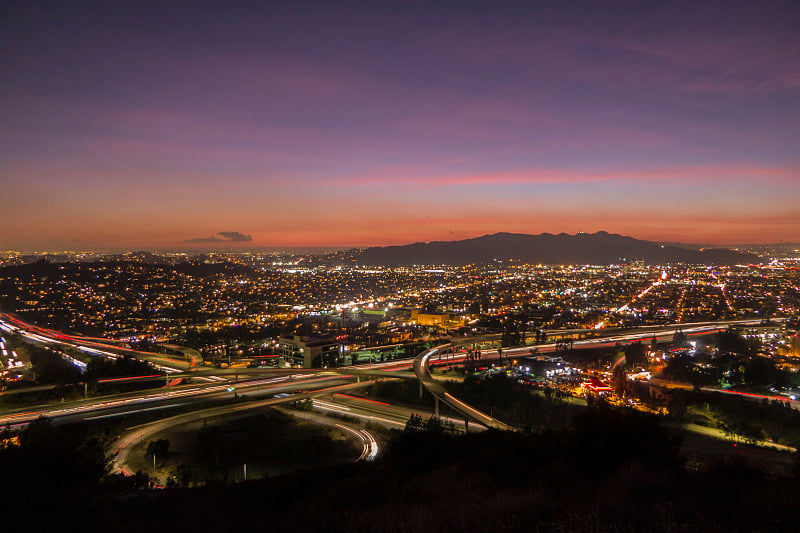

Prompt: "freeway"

[650,377,800,409]
[111,388,380,478]
[315,392,480,432]
[1,309,773,382]
[1,312,785,439]
[1,310,771,376]
[459,318,781,363]
[0,313,195,372]
[415,345,515,431]
[4,304,789,474]
[0,372,354,428]
[412,319,786,431]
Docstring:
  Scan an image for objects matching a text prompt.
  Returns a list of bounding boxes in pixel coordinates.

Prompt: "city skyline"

[2,0,799,249]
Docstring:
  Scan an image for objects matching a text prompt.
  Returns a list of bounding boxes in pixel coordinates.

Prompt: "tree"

[717,328,752,355]
[624,342,647,368]
[424,415,456,435]
[501,320,521,348]
[738,422,764,446]
[126,470,151,489]
[743,355,776,386]
[666,397,687,421]
[404,413,426,432]
[539,330,547,344]
[672,330,688,349]
[662,354,693,382]
[294,398,313,411]
[169,463,195,487]
[145,438,170,460]
[612,366,627,398]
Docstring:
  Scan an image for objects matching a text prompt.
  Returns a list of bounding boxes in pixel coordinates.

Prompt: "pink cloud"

[331,165,800,188]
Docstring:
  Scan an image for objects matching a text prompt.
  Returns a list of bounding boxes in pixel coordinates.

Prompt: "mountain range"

[354,231,760,266]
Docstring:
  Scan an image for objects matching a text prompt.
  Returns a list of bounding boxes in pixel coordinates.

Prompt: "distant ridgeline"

[354,231,760,266]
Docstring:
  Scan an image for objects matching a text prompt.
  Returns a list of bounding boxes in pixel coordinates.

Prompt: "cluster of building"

[0,251,797,368]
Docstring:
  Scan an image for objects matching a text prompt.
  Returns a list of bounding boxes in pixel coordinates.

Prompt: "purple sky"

[1,0,798,250]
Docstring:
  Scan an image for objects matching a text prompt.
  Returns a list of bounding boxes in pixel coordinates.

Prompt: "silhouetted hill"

[355,232,759,266]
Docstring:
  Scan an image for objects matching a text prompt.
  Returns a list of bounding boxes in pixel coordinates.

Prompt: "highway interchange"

[0,313,790,477]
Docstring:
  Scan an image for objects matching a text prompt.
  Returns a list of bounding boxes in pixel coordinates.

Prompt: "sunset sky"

[2,0,798,250]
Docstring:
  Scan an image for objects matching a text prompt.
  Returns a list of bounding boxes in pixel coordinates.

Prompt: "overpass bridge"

[414,345,516,431]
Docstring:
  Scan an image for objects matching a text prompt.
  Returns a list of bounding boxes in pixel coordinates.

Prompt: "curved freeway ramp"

[111,389,379,477]
[413,345,515,431]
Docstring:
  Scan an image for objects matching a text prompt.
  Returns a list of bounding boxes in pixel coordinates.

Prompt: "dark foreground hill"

[355,231,759,266]
[8,409,799,532]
